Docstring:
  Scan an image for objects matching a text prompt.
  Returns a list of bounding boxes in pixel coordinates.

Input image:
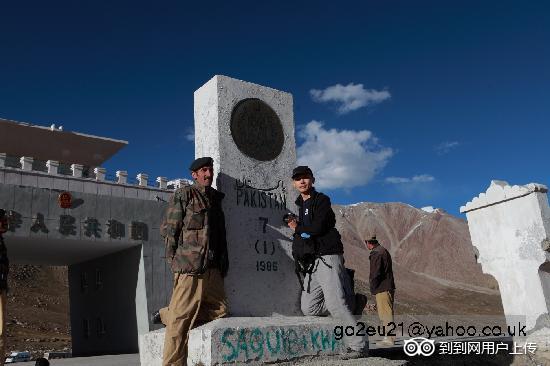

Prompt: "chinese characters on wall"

[5,210,149,240]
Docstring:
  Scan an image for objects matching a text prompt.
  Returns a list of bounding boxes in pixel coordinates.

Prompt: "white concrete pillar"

[461,180,550,330]
[137,173,148,187]
[116,170,128,184]
[156,176,167,189]
[168,179,191,189]
[20,156,33,171]
[194,75,299,316]
[46,160,59,175]
[71,164,83,178]
[0,153,6,168]
[94,167,106,181]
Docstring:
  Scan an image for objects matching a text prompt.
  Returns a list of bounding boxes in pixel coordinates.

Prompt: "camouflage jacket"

[161,183,228,276]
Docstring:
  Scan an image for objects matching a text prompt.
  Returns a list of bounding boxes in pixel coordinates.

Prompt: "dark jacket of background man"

[294,189,344,255]
[369,244,395,294]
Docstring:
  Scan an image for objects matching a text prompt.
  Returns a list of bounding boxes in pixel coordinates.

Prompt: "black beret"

[291,166,314,179]
[189,157,213,171]
[367,236,379,244]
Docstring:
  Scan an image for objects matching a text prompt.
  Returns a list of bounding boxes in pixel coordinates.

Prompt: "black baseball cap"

[292,166,314,179]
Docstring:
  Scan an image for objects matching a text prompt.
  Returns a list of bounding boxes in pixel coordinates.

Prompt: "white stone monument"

[194,75,301,316]
[461,180,550,331]
[140,76,351,365]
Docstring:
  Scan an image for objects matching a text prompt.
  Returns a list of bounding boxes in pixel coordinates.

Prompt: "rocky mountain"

[335,202,503,315]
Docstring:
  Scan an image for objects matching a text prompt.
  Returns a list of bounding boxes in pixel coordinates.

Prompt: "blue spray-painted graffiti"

[220,327,343,362]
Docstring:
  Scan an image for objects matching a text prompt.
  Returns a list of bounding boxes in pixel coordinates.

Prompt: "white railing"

[0,152,170,190]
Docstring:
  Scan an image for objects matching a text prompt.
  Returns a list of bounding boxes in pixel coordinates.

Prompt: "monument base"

[139,328,165,366]
[139,316,360,366]
[524,328,550,351]
[513,326,550,365]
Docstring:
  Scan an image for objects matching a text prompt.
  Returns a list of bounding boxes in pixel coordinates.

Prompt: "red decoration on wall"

[58,192,72,209]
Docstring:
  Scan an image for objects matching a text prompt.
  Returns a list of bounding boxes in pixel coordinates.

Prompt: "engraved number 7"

[259,217,268,233]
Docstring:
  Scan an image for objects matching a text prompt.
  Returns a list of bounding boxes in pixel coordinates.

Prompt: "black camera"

[283,213,298,224]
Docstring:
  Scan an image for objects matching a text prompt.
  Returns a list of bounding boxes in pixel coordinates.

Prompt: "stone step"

[139,316,365,366]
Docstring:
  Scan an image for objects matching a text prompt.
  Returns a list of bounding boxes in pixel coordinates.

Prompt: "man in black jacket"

[286,166,368,357]
[366,236,395,346]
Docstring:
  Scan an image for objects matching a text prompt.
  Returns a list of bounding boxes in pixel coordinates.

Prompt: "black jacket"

[369,244,395,295]
[294,189,344,256]
[206,188,229,277]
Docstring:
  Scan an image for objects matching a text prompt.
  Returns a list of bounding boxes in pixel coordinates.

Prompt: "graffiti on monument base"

[220,327,343,362]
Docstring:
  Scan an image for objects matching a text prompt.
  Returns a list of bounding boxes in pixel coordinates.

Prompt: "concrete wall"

[0,166,176,353]
[141,216,174,333]
[540,262,550,313]
[0,166,171,265]
[461,180,550,330]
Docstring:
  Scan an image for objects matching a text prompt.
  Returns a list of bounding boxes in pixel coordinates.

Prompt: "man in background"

[366,236,396,347]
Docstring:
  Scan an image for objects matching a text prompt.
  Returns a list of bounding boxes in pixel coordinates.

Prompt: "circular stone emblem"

[230,98,284,161]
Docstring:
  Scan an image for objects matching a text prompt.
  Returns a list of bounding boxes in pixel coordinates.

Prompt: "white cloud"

[179,126,195,144]
[185,130,195,142]
[412,175,435,183]
[435,141,459,155]
[385,177,410,184]
[385,174,435,184]
[297,121,393,190]
[310,83,391,114]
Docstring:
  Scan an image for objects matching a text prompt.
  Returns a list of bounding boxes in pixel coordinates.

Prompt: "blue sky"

[1,0,549,216]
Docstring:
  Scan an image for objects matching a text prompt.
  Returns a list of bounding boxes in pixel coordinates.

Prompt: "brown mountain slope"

[5,265,70,359]
[335,202,502,315]
[336,202,496,287]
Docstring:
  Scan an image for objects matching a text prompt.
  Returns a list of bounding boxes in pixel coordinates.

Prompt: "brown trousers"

[0,290,6,366]
[375,290,395,338]
[162,268,228,366]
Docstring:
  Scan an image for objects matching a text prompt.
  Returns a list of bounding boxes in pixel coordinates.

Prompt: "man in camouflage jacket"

[160,157,229,366]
